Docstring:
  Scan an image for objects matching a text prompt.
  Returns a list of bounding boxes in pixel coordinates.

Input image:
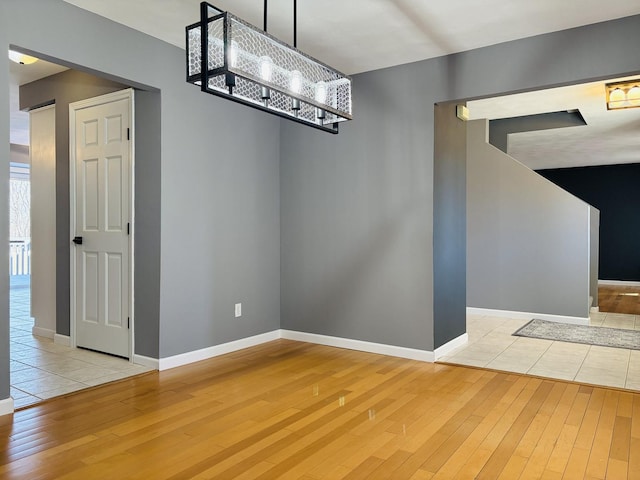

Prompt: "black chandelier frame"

[185,1,353,134]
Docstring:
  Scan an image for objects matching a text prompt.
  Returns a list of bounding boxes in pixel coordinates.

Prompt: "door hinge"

[127,128,130,140]
[128,317,130,329]
[127,222,130,235]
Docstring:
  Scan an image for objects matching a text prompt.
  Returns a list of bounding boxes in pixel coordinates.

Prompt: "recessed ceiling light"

[606,79,640,110]
[8,50,38,65]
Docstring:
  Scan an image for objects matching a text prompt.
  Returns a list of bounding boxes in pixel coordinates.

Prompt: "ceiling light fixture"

[186,1,352,134]
[605,80,640,110]
[8,50,38,65]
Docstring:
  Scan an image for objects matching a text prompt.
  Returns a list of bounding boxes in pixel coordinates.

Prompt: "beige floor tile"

[526,364,578,382]
[59,366,119,383]
[13,374,85,396]
[38,384,92,400]
[439,356,490,369]
[574,366,626,388]
[581,346,630,368]
[602,315,636,330]
[509,337,554,351]
[38,358,99,375]
[83,369,152,386]
[625,378,640,391]
[13,394,41,409]
[545,341,591,356]
[10,367,56,385]
[486,353,541,373]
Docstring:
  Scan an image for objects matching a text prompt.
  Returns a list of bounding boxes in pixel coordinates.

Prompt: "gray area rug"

[513,319,640,350]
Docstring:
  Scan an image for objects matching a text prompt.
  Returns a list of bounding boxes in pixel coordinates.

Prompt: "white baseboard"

[590,306,600,313]
[32,326,55,339]
[158,330,281,371]
[280,330,435,362]
[154,329,468,372]
[133,354,159,370]
[54,334,71,346]
[467,307,589,326]
[434,333,468,360]
[0,397,15,416]
[598,280,640,287]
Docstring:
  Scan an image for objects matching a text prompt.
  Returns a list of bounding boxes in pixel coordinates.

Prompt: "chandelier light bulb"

[315,81,327,104]
[609,87,626,105]
[627,85,640,107]
[290,70,302,94]
[259,56,273,82]
[229,41,239,68]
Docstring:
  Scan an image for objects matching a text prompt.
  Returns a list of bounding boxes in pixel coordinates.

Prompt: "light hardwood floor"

[1,339,639,479]
[599,285,640,315]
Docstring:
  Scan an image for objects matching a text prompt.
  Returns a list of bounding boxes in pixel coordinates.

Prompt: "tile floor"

[440,312,640,391]
[10,279,153,409]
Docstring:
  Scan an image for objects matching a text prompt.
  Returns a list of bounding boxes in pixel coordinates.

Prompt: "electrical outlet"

[235,303,242,318]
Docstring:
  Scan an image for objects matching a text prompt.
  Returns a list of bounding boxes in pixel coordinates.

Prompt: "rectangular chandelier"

[186,2,353,134]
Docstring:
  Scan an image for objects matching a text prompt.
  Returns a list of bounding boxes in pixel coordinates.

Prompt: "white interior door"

[71,90,132,358]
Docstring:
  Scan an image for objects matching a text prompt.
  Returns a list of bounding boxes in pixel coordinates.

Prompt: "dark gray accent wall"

[20,70,128,338]
[280,15,640,352]
[489,110,587,153]
[433,103,467,346]
[467,119,591,318]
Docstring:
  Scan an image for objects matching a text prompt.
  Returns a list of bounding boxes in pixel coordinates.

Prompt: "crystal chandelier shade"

[186,2,353,134]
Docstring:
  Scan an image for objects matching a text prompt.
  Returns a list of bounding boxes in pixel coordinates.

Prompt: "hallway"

[10,277,152,409]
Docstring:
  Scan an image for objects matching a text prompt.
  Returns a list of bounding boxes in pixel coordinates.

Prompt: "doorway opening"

[439,74,640,391]
[8,52,152,409]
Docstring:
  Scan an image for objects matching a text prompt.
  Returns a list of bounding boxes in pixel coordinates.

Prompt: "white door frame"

[69,88,135,360]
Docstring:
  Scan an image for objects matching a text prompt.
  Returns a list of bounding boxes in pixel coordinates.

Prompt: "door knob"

[72,236,83,245]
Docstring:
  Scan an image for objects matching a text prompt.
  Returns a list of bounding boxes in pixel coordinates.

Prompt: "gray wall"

[467,119,591,318]
[1,0,639,405]
[0,2,9,397]
[280,15,640,352]
[133,90,162,357]
[1,0,281,405]
[20,69,128,338]
[489,111,587,153]
[280,59,442,350]
[433,103,467,346]
[590,207,600,308]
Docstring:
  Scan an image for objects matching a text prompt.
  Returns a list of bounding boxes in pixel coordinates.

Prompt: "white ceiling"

[62,0,640,75]
[468,76,640,170]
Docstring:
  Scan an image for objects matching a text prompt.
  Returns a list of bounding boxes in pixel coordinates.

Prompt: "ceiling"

[9,59,67,145]
[62,0,640,75]
[8,1,640,169]
[468,76,640,170]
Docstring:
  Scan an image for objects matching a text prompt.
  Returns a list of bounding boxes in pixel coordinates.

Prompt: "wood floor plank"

[585,390,619,479]
[0,339,638,479]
